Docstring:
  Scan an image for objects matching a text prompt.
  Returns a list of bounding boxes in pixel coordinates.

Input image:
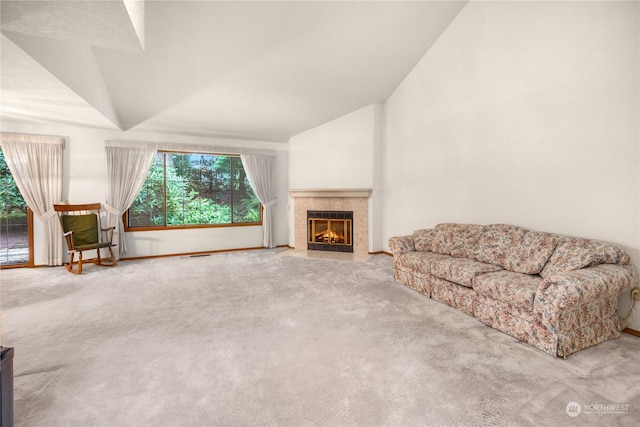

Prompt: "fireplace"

[290,189,370,256]
[307,210,353,253]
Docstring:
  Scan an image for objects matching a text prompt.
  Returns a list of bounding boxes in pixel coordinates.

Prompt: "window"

[126,152,261,229]
[0,148,33,267]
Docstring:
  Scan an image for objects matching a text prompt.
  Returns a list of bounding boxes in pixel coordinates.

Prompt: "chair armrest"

[61,230,75,250]
[100,226,116,244]
[388,235,415,256]
[534,264,637,317]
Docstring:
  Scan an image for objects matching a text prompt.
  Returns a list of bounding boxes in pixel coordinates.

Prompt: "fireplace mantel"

[289,189,372,198]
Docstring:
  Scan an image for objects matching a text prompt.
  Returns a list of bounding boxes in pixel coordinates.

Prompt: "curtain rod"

[106,139,276,157]
[1,132,66,147]
[1,131,67,139]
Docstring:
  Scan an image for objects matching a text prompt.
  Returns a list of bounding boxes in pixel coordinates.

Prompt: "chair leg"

[77,252,83,274]
[66,252,75,273]
[66,252,83,274]
[97,246,117,267]
[107,246,118,267]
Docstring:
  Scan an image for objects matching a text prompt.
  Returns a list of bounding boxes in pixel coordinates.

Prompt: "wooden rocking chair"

[54,202,117,274]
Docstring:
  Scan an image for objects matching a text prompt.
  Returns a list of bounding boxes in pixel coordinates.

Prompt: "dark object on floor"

[0,347,14,427]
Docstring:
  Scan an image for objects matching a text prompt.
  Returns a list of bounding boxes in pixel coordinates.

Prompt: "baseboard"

[2,263,50,269]
[283,247,389,256]
[121,245,288,261]
[368,251,393,256]
[623,328,640,337]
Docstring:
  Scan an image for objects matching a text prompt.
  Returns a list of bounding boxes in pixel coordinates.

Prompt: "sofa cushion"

[587,240,631,265]
[473,271,542,312]
[430,223,485,257]
[475,224,529,268]
[539,244,594,278]
[572,237,628,265]
[412,228,433,252]
[430,257,502,288]
[539,236,631,279]
[395,251,451,274]
[504,232,557,275]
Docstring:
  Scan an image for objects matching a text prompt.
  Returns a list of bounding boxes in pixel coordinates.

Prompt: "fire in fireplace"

[307,210,353,253]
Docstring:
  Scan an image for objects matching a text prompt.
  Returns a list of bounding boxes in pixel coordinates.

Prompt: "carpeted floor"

[1,249,639,426]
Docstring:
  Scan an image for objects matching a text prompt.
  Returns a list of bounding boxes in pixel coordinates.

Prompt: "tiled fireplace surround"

[290,189,372,256]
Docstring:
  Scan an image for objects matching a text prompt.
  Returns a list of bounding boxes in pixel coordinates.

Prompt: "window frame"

[124,150,262,232]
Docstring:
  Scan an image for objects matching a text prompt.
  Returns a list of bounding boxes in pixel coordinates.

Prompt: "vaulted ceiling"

[1,1,466,142]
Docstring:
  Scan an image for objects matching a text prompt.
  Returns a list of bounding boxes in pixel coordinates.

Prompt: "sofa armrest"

[534,264,638,316]
[388,235,415,256]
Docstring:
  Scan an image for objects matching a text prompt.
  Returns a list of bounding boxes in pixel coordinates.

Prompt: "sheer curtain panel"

[240,154,277,248]
[105,142,157,257]
[0,133,65,265]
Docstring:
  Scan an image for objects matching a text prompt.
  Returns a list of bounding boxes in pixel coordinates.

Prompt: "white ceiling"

[1,1,466,143]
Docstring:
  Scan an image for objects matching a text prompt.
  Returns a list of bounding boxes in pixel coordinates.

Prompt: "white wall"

[288,103,383,251]
[289,103,381,189]
[0,122,289,260]
[383,1,639,329]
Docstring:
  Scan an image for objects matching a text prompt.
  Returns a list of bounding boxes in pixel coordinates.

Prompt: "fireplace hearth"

[307,210,353,253]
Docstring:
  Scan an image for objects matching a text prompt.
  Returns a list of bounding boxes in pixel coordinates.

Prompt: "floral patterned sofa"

[388,223,637,357]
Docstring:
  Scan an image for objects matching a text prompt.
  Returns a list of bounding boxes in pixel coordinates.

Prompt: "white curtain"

[240,154,277,248]
[0,133,65,265]
[104,142,157,256]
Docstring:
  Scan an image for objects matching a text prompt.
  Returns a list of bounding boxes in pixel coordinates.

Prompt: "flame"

[315,229,344,243]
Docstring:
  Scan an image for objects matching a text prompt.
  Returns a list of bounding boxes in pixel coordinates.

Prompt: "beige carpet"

[2,248,639,426]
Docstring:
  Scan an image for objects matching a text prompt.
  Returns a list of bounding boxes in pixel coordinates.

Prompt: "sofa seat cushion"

[395,251,451,274]
[430,257,502,288]
[473,271,542,312]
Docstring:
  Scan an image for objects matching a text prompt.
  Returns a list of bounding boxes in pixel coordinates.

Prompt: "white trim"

[289,189,372,198]
[106,139,276,156]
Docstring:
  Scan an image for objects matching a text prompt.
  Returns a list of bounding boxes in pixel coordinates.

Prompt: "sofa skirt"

[474,294,558,356]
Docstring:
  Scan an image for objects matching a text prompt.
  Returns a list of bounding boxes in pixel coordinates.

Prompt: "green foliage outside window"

[0,149,30,266]
[128,152,261,228]
[0,150,27,217]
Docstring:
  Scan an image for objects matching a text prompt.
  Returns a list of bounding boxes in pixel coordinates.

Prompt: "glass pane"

[129,153,166,227]
[311,220,329,243]
[0,149,29,265]
[329,221,345,244]
[231,157,261,223]
[165,153,188,225]
[165,153,232,225]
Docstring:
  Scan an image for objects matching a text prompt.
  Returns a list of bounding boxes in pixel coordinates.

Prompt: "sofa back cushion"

[474,224,528,268]
[540,236,630,278]
[430,223,484,257]
[504,232,557,274]
[412,229,433,252]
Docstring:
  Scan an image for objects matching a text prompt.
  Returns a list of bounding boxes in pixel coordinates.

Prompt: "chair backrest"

[54,203,105,247]
[61,213,99,246]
